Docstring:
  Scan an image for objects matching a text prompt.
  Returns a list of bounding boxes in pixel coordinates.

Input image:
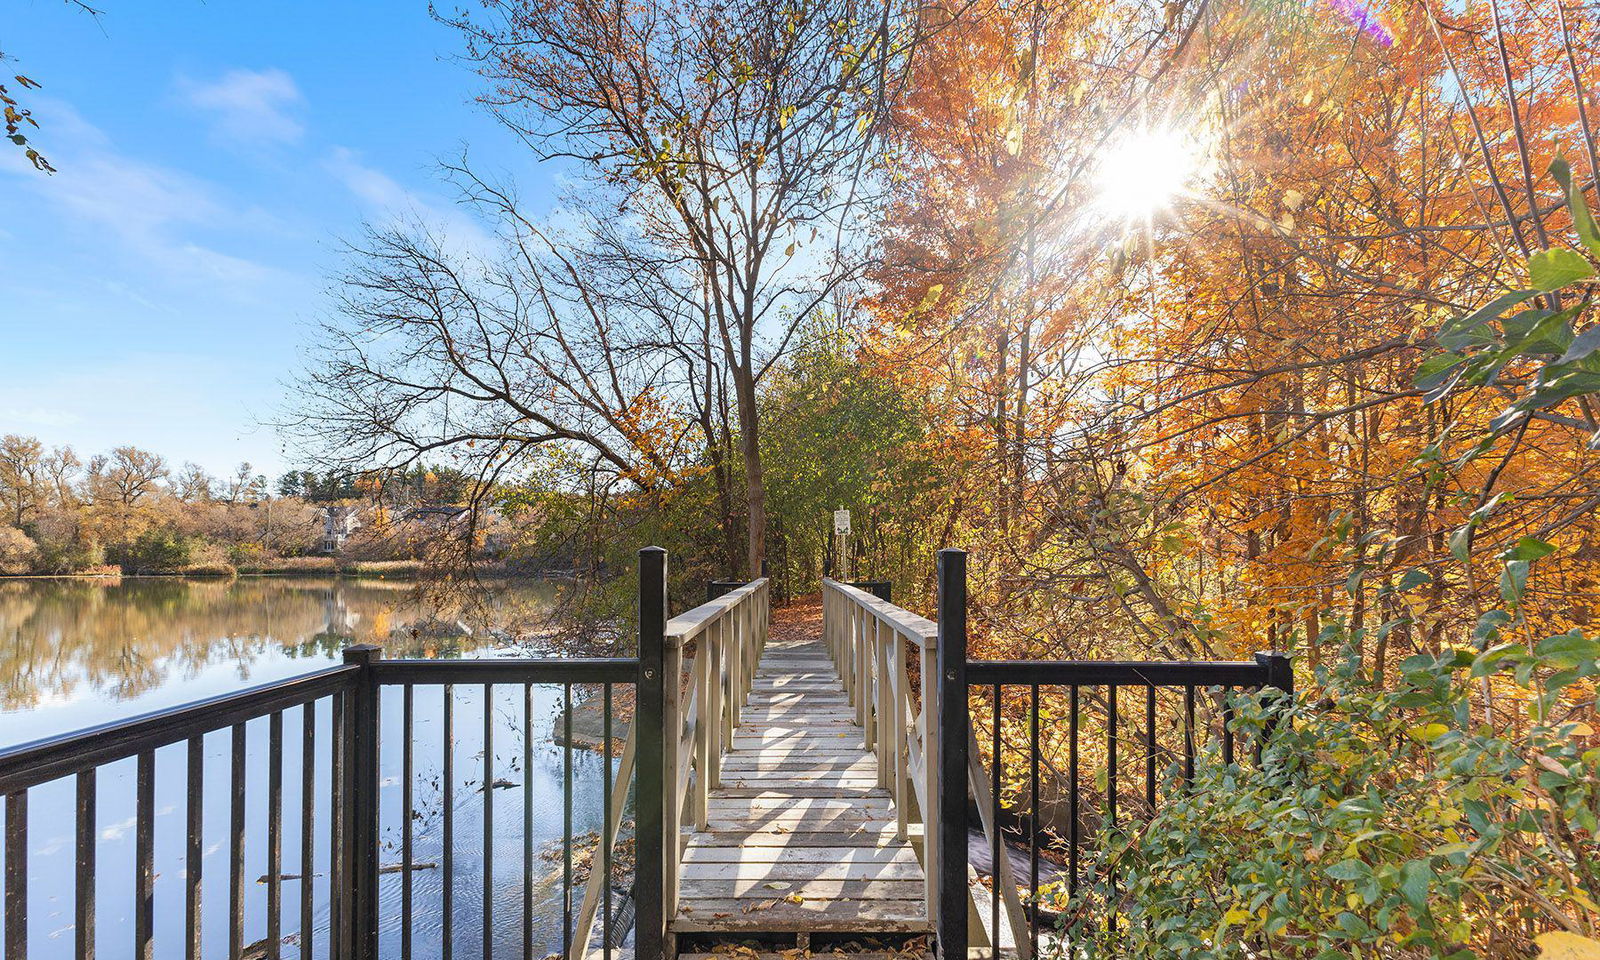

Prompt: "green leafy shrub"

[1063,619,1599,958]
[110,529,195,574]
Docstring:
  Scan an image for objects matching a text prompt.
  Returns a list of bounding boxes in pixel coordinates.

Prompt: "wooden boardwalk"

[672,628,930,936]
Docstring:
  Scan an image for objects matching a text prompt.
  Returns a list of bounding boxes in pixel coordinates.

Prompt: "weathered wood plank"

[715,785,889,797]
[683,846,916,864]
[677,877,927,899]
[673,901,930,933]
[686,828,919,847]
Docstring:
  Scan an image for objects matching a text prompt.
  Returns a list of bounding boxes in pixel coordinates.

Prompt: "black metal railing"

[933,548,1294,958]
[0,664,359,960]
[0,546,682,960]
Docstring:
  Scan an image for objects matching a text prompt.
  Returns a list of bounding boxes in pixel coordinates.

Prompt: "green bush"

[1062,622,1599,959]
[111,529,195,574]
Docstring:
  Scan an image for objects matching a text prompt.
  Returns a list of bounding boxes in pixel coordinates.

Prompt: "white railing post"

[725,608,740,737]
[876,620,891,789]
[893,630,909,841]
[693,649,710,830]
[710,620,725,776]
[664,641,683,915]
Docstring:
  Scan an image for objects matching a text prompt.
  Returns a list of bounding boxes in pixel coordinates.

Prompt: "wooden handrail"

[822,578,938,649]
[820,579,944,932]
[820,578,1034,959]
[665,578,767,646]
[572,577,770,957]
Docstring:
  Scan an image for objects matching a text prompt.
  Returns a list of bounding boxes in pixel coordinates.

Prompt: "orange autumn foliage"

[867,0,1600,673]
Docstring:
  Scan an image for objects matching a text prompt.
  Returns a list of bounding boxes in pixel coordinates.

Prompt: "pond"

[0,577,629,960]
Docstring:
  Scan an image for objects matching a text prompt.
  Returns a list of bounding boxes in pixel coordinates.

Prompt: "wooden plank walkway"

[672,629,930,935]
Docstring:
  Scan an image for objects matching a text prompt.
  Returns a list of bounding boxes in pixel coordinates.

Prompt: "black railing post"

[935,548,969,958]
[635,547,669,960]
[850,580,892,603]
[342,644,382,960]
[1256,651,1294,748]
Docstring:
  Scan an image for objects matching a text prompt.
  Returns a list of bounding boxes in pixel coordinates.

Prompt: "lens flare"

[1329,0,1395,46]
[1093,126,1206,223]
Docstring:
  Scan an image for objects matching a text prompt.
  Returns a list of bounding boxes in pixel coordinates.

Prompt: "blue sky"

[0,1,554,478]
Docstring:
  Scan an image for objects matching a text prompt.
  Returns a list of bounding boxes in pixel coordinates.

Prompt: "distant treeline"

[0,436,504,576]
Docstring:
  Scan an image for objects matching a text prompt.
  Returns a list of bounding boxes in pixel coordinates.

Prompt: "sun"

[1093,126,1208,223]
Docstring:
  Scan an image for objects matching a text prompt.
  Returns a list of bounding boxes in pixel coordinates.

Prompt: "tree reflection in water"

[0,576,560,742]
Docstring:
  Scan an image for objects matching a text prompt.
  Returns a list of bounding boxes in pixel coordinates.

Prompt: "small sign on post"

[833,509,852,580]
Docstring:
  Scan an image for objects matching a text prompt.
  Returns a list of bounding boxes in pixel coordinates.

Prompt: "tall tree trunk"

[735,368,767,576]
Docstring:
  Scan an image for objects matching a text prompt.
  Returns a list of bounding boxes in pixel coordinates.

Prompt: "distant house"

[398,505,507,556]
[321,505,362,553]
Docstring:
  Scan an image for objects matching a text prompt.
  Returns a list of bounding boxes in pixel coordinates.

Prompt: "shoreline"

[0,565,572,582]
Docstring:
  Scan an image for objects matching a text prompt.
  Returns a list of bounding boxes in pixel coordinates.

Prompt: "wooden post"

[936,549,969,959]
[341,644,382,960]
[694,651,710,830]
[726,610,740,736]
[664,640,682,912]
[883,624,896,787]
[856,607,870,732]
[634,547,668,960]
[893,632,908,841]
[710,620,725,781]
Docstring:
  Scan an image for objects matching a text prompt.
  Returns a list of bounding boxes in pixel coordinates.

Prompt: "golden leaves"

[1535,933,1600,960]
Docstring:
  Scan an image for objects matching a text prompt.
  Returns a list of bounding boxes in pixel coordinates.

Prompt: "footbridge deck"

[672,629,929,935]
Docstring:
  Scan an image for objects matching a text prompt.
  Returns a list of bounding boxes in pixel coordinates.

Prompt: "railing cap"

[822,577,938,649]
[666,577,768,647]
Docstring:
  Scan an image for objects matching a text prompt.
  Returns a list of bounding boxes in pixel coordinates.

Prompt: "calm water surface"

[0,577,626,960]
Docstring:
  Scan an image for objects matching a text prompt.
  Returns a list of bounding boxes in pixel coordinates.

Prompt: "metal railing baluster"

[483,683,494,960]
[6,790,26,960]
[401,686,414,960]
[78,769,97,960]
[562,684,573,960]
[229,724,246,960]
[1184,684,1196,786]
[522,683,534,960]
[299,706,314,960]
[136,750,154,960]
[1107,684,1118,935]
[441,684,453,960]
[1069,684,1079,899]
[1028,683,1039,957]
[268,712,283,960]
[1146,685,1157,812]
[602,683,613,960]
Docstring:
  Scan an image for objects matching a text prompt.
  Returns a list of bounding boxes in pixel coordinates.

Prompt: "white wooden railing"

[572,577,770,954]
[821,578,1032,959]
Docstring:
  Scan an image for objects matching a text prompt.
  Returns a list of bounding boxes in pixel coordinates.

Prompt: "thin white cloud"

[0,98,288,290]
[178,68,305,145]
[324,146,496,254]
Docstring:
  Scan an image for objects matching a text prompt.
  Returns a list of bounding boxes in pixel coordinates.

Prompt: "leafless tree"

[174,462,214,502]
[85,447,168,506]
[291,0,917,574]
